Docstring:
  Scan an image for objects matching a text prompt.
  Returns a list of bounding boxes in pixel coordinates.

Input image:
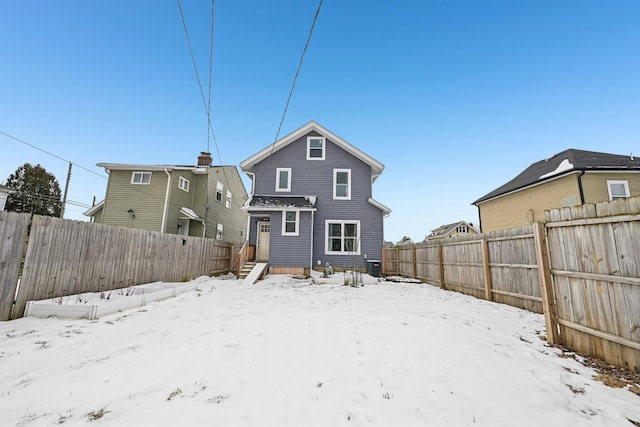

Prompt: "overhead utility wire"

[177,0,219,159]
[271,0,324,147]
[0,130,107,179]
[207,0,215,153]
[177,0,245,211]
[253,0,323,189]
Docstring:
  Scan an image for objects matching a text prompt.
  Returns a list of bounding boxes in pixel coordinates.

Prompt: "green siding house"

[84,153,248,243]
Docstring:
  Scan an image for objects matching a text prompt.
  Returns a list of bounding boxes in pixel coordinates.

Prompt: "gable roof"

[239,121,385,181]
[428,221,478,239]
[473,149,640,205]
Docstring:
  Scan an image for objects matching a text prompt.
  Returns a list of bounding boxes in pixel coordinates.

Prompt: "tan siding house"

[84,153,249,243]
[425,221,479,241]
[473,149,640,232]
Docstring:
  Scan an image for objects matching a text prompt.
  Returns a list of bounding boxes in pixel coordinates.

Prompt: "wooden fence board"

[10,216,232,319]
[0,212,31,321]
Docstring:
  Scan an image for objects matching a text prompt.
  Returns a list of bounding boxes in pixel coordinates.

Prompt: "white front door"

[257,221,270,261]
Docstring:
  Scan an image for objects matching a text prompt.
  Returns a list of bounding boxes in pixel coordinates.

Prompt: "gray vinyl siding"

[268,211,313,268]
[249,131,385,269]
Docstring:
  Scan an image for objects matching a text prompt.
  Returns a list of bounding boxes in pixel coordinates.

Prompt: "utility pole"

[60,162,72,218]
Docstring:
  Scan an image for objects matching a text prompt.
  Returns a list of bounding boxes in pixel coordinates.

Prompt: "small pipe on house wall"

[310,210,315,274]
[577,170,586,205]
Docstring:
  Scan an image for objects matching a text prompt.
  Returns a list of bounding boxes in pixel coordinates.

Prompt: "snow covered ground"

[1,273,638,427]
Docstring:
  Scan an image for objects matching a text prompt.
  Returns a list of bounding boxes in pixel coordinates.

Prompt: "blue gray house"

[239,121,390,276]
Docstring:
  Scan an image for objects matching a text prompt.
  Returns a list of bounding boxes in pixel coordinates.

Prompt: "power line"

[253,0,324,190]
[207,0,215,154]
[0,130,107,179]
[271,0,324,146]
[176,0,219,160]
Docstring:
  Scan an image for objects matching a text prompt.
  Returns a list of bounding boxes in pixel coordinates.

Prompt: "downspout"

[310,210,315,275]
[577,170,586,205]
[161,168,171,233]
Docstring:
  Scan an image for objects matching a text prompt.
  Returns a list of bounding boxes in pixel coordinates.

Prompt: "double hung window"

[307,137,325,160]
[282,211,299,236]
[276,168,291,192]
[326,220,360,254]
[333,169,351,200]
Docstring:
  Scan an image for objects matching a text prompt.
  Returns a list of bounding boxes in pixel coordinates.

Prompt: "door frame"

[256,221,271,261]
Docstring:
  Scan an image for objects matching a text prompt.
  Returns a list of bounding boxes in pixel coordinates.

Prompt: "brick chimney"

[197,152,212,166]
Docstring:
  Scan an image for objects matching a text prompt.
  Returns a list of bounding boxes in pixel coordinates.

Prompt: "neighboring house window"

[326,220,360,254]
[282,210,299,236]
[457,225,468,233]
[240,230,245,238]
[307,136,325,160]
[607,180,630,200]
[131,172,151,185]
[333,169,351,200]
[216,223,223,240]
[178,176,190,192]
[276,168,291,192]
[226,190,232,209]
[216,181,223,202]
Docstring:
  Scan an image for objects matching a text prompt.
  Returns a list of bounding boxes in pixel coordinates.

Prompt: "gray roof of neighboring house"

[473,149,640,205]
[428,221,477,238]
[245,195,318,210]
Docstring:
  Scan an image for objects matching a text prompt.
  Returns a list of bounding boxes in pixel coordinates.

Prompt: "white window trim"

[216,181,224,202]
[325,219,360,255]
[226,190,232,209]
[281,210,300,236]
[178,176,190,192]
[333,169,351,200]
[131,171,151,185]
[275,168,292,192]
[216,223,223,240]
[607,180,630,200]
[307,136,326,160]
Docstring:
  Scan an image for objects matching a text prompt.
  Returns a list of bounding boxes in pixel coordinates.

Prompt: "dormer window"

[457,225,468,233]
[307,136,325,160]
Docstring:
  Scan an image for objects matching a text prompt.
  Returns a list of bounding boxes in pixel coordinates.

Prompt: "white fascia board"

[368,197,391,215]
[96,163,203,173]
[239,121,385,178]
[83,199,104,216]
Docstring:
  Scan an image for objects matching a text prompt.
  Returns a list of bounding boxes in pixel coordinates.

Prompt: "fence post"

[438,244,445,289]
[412,245,417,279]
[481,238,493,301]
[381,247,387,275]
[533,221,559,345]
[395,247,400,275]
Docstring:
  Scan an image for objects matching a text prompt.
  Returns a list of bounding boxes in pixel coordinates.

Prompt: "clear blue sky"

[2,1,639,242]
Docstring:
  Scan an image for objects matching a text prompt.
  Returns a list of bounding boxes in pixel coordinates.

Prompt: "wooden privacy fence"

[383,196,640,370]
[545,198,640,370]
[383,225,543,313]
[0,212,234,320]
